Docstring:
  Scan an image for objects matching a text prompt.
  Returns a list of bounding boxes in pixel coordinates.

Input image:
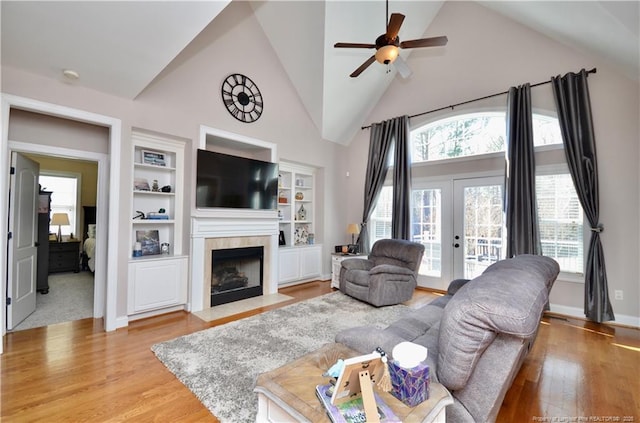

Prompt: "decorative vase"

[295,192,304,200]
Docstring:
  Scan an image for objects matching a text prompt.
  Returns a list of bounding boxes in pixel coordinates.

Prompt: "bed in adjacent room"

[82,206,97,272]
[83,224,97,272]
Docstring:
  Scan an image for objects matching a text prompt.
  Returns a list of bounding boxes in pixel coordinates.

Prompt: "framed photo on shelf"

[141,150,166,167]
[136,230,161,255]
[133,178,150,191]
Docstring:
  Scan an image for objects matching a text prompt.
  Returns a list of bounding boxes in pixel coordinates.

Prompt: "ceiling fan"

[334,1,448,78]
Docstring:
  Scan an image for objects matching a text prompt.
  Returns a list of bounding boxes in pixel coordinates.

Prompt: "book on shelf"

[315,384,400,423]
[146,213,169,220]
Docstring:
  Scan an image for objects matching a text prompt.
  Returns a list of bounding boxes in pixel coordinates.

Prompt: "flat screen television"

[196,149,278,210]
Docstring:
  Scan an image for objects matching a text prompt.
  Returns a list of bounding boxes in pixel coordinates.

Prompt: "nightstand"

[331,253,367,289]
[49,240,81,273]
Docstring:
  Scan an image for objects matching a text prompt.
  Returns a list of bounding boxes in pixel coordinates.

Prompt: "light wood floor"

[2,281,639,422]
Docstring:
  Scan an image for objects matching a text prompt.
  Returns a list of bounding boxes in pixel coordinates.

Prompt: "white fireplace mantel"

[190,127,280,312]
[189,212,279,312]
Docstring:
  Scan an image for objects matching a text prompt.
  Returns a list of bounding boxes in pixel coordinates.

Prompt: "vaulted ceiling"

[2,1,638,145]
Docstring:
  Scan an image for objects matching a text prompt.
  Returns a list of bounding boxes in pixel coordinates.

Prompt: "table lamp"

[347,223,360,245]
[51,212,70,242]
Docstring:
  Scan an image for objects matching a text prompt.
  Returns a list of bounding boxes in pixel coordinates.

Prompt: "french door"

[413,176,504,288]
[452,177,505,280]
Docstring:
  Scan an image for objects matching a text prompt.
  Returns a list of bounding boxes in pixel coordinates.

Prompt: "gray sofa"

[336,254,560,423]
[339,239,425,306]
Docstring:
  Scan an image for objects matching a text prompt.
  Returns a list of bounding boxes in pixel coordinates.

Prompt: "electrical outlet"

[614,290,623,301]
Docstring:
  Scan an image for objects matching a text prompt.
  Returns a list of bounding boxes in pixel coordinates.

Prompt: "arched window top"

[410,112,562,163]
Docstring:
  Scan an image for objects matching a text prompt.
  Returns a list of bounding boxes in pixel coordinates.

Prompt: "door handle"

[35,242,40,247]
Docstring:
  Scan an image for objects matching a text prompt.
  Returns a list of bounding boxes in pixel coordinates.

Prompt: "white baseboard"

[550,303,640,327]
[114,315,129,329]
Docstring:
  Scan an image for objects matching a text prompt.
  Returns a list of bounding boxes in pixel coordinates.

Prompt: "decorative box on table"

[388,360,430,407]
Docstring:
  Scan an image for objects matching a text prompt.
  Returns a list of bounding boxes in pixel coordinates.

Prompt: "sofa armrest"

[342,258,374,272]
[370,264,415,276]
[447,278,471,295]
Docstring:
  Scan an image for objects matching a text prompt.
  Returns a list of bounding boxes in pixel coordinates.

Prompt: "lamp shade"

[51,213,70,226]
[347,223,360,235]
[347,223,360,245]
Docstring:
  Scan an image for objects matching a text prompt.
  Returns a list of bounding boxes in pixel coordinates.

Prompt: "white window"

[369,186,393,247]
[39,173,80,237]
[536,172,584,274]
[411,112,563,163]
[369,112,584,277]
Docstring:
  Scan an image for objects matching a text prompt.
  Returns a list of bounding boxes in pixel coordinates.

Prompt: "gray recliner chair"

[339,238,425,307]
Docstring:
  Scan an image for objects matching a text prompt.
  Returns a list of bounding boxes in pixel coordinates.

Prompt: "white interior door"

[453,177,505,280]
[7,152,40,330]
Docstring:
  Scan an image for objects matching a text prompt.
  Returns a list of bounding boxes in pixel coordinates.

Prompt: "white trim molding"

[1,94,123,351]
[550,303,640,328]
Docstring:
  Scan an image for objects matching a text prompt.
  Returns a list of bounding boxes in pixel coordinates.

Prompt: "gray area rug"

[12,271,94,331]
[151,291,409,422]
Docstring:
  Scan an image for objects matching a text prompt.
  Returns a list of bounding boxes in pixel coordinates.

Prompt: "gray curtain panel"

[551,69,614,323]
[505,84,541,257]
[358,115,412,253]
[391,115,412,240]
[358,119,394,254]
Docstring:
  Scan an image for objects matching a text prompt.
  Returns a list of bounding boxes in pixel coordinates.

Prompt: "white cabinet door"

[128,256,187,314]
[300,246,321,279]
[278,248,300,284]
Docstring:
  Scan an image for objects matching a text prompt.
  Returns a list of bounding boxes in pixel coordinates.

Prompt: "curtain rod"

[361,67,597,130]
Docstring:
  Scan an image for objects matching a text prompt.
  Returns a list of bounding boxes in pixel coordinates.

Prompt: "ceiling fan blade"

[386,13,405,40]
[334,42,376,49]
[400,35,448,49]
[394,55,412,79]
[350,56,376,78]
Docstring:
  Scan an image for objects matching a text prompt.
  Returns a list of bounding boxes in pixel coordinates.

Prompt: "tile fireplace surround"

[190,210,279,312]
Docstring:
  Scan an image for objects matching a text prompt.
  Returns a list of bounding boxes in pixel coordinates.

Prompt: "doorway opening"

[9,154,99,332]
[1,96,121,346]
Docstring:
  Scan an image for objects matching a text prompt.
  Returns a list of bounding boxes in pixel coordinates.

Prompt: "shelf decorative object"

[297,204,306,221]
[294,225,309,245]
[136,230,161,256]
[142,150,166,166]
[295,191,304,200]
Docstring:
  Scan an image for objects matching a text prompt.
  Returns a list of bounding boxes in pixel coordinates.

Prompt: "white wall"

[342,1,640,324]
[1,1,344,324]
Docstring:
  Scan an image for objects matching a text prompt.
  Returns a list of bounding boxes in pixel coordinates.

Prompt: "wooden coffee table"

[254,342,453,422]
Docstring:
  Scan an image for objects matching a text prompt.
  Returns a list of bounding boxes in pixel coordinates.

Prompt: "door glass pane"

[463,185,503,278]
[412,189,442,277]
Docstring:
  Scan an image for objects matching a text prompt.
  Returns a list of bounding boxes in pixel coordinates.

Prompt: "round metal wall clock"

[221,73,263,123]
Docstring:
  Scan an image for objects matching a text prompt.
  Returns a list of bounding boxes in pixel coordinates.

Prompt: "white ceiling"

[2,1,638,145]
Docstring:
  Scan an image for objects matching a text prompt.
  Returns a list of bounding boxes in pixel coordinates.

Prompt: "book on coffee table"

[315,384,400,423]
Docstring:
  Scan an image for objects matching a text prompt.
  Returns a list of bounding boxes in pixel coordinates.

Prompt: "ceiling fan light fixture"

[375,45,399,64]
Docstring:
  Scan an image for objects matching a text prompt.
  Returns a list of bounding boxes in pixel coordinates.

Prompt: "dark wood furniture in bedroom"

[49,240,81,274]
[37,190,52,294]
